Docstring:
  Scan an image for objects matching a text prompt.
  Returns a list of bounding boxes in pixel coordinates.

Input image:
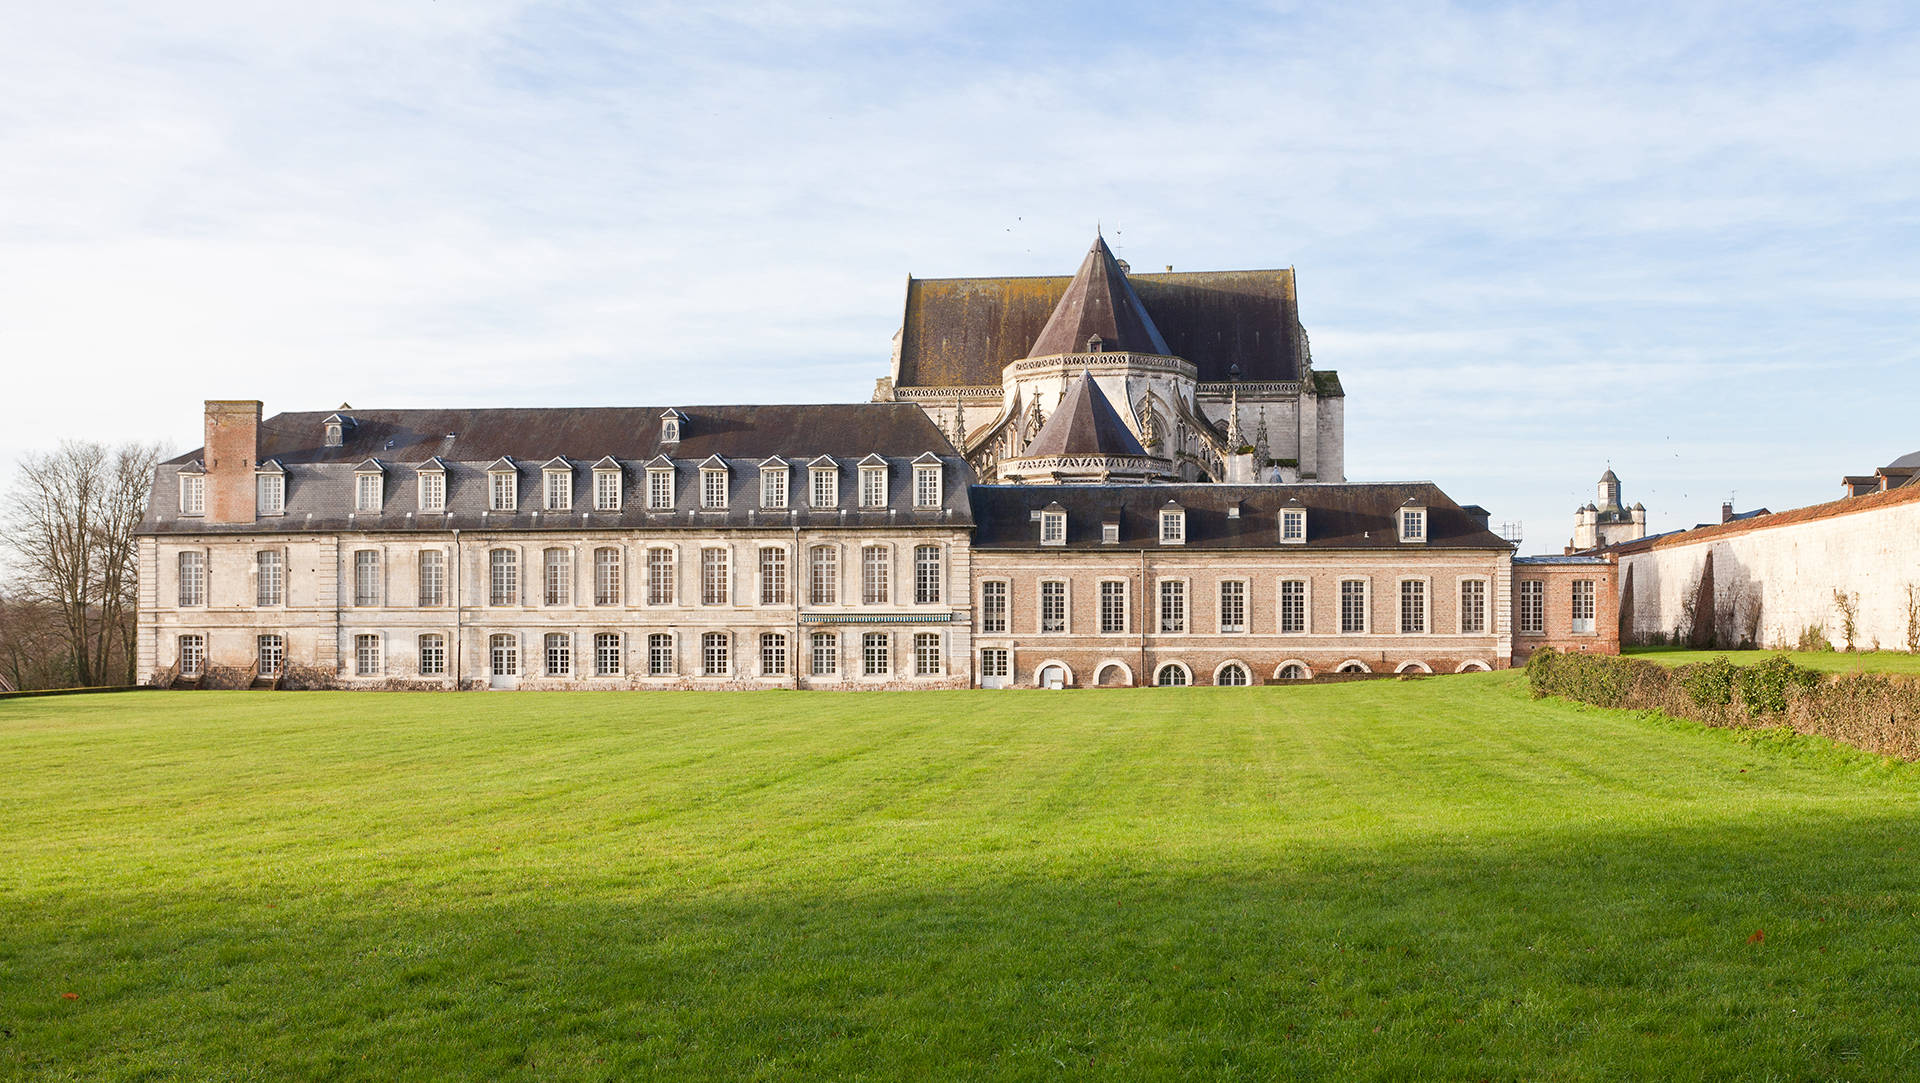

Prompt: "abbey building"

[136,236,1616,690]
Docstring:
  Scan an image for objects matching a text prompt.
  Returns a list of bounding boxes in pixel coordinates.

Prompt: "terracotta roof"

[970,483,1510,550]
[1610,480,1920,556]
[896,265,1305,387]
[1024,235,1171,359]
[1019,373,1147,458]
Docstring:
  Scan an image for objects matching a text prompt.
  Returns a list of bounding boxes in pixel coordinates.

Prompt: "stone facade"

[1570,469,1645,552]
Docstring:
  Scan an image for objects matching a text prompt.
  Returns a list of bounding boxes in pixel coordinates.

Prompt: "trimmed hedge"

[1527,648,1920,760]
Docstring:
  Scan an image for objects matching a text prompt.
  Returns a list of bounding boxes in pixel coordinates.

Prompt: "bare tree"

[2,441,163,687]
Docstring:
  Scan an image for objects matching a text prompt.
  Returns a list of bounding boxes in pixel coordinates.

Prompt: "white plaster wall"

[1620,498,1920,650]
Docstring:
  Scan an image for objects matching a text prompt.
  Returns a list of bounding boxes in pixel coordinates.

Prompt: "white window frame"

[489,548,518,606]
[544,632,572,677]
[647,632,675,676]
[419,633,447,677]
[980,579,1009,634]
[1039,579,1069,634]
[353,549,381,607]
[701,467,729,510]
[355,472,383,514]
[647,467,676,511]
[593,546,622,607]
[810,467,838,509]
[1399,507,1427,544]
[1399,577,1429,635]
[418,549,446,608]
[701,631,731,677]
[593,632,622,677]
[1218,578,1249,634]
[178,550,206,607]
[1339,578,1370,635]
[1153,661,1191,687]
[1159,509,1186,545]
[543,547,572,607]
[1098,579,1129,635]
[1519,579,1545,635]
[1101,521,1120,545]
[1572,579,1597,635]
[593,468,622,511]
[810,631,838,677]
[859,465,888,508]
[544,468,572,511]
[256,549,284,607]
[700,547,730,606]
[1278,578,1309,635]
[489,470,517,512]
[1459,577,1489,635]
[979,647,1010,680]
[1040,510,1066,546]
[914,631,942,676]
[862,631,890,677]
[760,632,788,677]
[860,545,891,606]
[808,545,838,606]
[1158,578,1188,634]
[257,472,285,516]
[417,470,445,513]
[354,633,383,677]
[179,474,205,516]
[645,547,675,606]
[1280,508,1306,544]
[178,633,206,677]
[759,546,788,606]
[913,465,941,508]
[761,465,789,509]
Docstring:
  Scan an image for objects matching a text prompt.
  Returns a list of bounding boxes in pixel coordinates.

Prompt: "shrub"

[1734,654,1821,716]
[1676,657,1737,708]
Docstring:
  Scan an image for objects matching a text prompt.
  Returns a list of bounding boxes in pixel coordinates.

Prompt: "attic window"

[1086,334,1104,353]
[859,464,887,508]
[701,465,729,510]
[1159,507,1186,545]
[810,465,838,509]
[593,465,622,511]
[543,465,572,511]
[488,466,517,511]
[647,465,676,510]
[1399,505,1427,544]
[760,462,789,509]
[324,419,344,447]
[1280,507,1306,544]
[179,473,205,516]
[1040,508,1066,545]
[418,467,445,513]
[661,411,684,444]
[355,470,384,513]
[913,463,942,508]
[256,470,285,516]
[1101,521,1119,544]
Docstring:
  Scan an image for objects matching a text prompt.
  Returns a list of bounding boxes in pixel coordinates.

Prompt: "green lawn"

[5,677,1920,1080]
[1626,645,1920,674]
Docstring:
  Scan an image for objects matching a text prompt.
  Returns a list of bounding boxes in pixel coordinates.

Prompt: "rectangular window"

[356,474,382,513]
[489,548,518,606]
[760,632,788,677]
[914,632,940,676]
[256,550,283,607]
[701,548,729,606]
[1461,579,1487,634]
[648,469,674,510]
[353,550,380,607]
[180,474,205,515]
[594,470,621,511]
[257,634,283,677]
[544,548,571,607]
[178,634,205,677]
[1280,580,1306,634]
[1572,579,1597,634]
[647,633,674,676]
[1040,580,1067,633]
[810,632,838,677]
[760,548,788,606]
[809,546,838,605]
[861,546,890,605]
[490,471,516,511]
[980,648,1010,679]
[1219,580,1247,633]
[1040,510,1066,544]
[545,470,572,511]
[1520,580,1545,634]
[1281,508,1305,542]
[593,547,621,606]
[1400,579,1427,634]
[419,634,446,677]
[1160,510,1185,544]
[811,468,837,508]
[761,467,788,509]
[354,634,381,676]
[1099,580,1127,634]
[257,473,285,515]
[1158,580,1186,634]
[1340,579,1368,634]
[702,469,728,509]
[418,549,445,607]
[859,466,887,507]
[914,465,941,508]
[702,632,730,676]
[1101,522,1120,544]
[646,547,674,606]
[594,633,621,676]
[981,580,1008,633]
[545,632,571,676]
[862,632,890,676]
[1401,509,1425,541]
[913,545,941,604]
[418,471,444,512]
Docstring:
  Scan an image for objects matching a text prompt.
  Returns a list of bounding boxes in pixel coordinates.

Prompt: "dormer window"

[660,409,686,445]
[178,464,206,515]
[760,459,789,509]
[810,459,838,508]
[1159,504,1186,545]
[255,461,285,516]
[1280,504,1306,544]
[323,413,348,448]
[1040,506,1067,545]
[913,456,942,508]
[488,459,517,511]
[592,458,622,511]
[355,463,385,513]
[1399,501,1427,544]
[542,459,572,511]
[647,461,676,510]
[859,457,888,508]
[700,457,729,510]
[417,461,446,513]
[1101,521,1120,544]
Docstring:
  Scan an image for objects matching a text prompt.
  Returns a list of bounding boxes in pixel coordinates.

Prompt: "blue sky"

[4,1,1917,552]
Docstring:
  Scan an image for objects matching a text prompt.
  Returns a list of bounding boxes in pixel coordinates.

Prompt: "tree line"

[1,442,164,691]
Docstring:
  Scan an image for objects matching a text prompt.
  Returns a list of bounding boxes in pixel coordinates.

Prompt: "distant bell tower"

[1598,468,1622,513]
[1572,466,1646,551]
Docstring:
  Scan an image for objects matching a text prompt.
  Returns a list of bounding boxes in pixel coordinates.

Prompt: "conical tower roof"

[1022,372,1149,458]
[1025,234,1172,358]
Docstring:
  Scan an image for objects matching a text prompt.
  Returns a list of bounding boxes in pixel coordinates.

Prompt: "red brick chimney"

[204,400,261,524]
[1720,501,1734,524]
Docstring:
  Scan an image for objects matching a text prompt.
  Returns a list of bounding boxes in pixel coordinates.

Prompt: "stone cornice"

[892,386,1005,400]
[1006,353,1198,380]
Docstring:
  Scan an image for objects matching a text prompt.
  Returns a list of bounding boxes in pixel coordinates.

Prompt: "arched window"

[1277,663,1309,681]
[1215,663,1249,686]
[1154,663,1190,687]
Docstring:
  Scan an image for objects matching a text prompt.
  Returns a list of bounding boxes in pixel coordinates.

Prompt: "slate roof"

[970,483,1511,550]
[1024,235,1171,359]
[140,403,971,535]
[896,264,1307,387]
[1018,373,1149,458]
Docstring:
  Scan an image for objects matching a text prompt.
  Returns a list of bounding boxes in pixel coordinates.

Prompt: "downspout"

[1138,547,1147,687]
[792,517,802,690]
[452,528,463,689]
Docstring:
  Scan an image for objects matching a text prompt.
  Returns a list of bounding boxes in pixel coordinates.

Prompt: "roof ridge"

[1024,235,1172,359]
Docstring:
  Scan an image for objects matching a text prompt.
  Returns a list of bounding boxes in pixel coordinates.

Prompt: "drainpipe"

[792,517,802,690]
[1138,547,1147,687]
[452,528,463,689]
